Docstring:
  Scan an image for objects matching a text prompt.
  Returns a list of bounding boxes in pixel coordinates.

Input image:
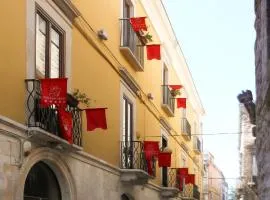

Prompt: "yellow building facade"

[0,0,204,199]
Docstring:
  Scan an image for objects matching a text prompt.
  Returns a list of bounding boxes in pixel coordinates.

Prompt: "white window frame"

[160,128,169,185]
[120,0,136,18]
[27,0,72,88]
[120,82,137,142]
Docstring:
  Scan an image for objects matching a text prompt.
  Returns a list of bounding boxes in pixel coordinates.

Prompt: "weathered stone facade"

[236,104,258,200]
[0,116,173,200]
[254,0,270,199]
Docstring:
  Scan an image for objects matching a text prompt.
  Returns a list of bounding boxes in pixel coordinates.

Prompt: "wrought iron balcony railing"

[162,85,175,115]
[120,141,156,177]
[193,185,200,199]
[180,184,200,200]
[25,79,83,146]
[181,118,191,140]
[119,18,144,70]
[168,168,180,188]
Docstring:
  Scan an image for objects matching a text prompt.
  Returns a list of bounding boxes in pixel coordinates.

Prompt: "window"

[122,0,134,48]
[36,10,64,78]
[162,64,169,106]
[120,0,144,70]
[24,162,61,200]
[161,63,175,115]
[162,64,168,87]
[122,96,134,169]
[162,136,168,187]
[122,96,134,143]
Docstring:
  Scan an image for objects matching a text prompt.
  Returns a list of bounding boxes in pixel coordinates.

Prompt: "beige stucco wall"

[0,0,26,123]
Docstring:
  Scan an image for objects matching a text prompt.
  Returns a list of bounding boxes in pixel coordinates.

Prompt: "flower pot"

[67,93,79,107]
[170,89,180,97]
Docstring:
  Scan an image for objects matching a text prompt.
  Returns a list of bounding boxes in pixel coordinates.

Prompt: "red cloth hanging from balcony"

[58,109,73,144]
[169,85,183,90]
[40,78,67,107]
[186,174,195,185]
[144,141,159,176]
[146,44,161,60]
[176,98,186,108]
[158,152,172,167]
[178,168,189,191]
[143,141,160,159]
[85,108,108,131]
[129,17,147,32]
[179,168,189,175]
[146,159,154,176]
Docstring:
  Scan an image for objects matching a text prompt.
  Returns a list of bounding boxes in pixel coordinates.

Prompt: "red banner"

[144,141,160,159]
[85,108,108,131]
[58,109,73,144]
[169,85,182,90]
[146,45,161,60]
[40,78,67,107]
[146,159,154,176]
[186,174,195,185]
[158,152,172,167]
[178,168,189,191]
[179,168,189,176]
[129,17,147,32]
[177,98,186,108]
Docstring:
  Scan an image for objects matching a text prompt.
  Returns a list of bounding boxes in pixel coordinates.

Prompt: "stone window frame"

[27,0,73,87]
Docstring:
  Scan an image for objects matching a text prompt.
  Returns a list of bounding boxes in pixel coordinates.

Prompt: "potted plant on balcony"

[170,88,181,97]
[67,89,90,108]
[136,31,153,46]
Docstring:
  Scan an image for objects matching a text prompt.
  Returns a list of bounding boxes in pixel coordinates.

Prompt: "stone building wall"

[254,0,270,199]
[237,105,257,200]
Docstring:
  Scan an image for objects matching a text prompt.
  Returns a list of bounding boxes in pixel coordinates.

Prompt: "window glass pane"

[50,28,60,78]
[38,15,46,34]
[123,98,126,141]
[127,103,131,141]
[36,14,46,78]
[51,28,60,47]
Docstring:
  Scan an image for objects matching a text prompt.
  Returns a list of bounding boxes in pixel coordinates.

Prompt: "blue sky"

[163,0,256,187]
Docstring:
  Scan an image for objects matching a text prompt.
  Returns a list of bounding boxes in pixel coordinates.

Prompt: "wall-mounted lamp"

[97,29,108,40]
[147,93,154,100]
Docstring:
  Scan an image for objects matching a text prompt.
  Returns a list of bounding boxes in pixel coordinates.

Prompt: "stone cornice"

[52,0,81,22]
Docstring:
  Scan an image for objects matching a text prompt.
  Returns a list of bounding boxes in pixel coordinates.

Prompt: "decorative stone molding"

[120,169,150,185]
[160,187,179,198]
[52,0,81,22]
[119,67,141,96]
[27,127,82,152]
[15,147,77,200]
[159,117,172,133]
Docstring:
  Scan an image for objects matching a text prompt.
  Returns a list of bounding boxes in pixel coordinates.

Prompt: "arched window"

[24,161,61,200]
[121,193,134,200]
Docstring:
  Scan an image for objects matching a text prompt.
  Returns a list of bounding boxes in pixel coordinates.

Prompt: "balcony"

[161,85,175,117]
[120,141,156,185]
[159,168,180,198]
[181,184,200,200]
[181,118,191,140]
[193,137,202,154]
[25,79,83,150]
[193,185,200,200]
[119,18,144,71]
